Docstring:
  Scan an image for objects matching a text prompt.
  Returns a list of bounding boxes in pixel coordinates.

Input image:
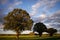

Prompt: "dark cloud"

[50,11,60,23]
[44,10,60,32]
[44,10,60,23]
[49,23,60,28]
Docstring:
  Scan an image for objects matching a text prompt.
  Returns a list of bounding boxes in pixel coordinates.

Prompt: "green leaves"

[47,28,57,36]
[3,8,33,32]
[33,22,47,32]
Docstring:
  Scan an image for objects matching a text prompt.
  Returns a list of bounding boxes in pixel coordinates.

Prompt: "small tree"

[3,9,33,40]
[47,28,57,36]
[33,22,47,36]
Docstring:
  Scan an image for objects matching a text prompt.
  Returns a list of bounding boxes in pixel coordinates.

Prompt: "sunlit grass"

[0,34,60,40]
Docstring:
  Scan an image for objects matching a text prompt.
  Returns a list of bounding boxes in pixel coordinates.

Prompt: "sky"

[0,0,60,34]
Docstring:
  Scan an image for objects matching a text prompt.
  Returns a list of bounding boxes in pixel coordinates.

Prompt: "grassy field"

[0,34,60,40]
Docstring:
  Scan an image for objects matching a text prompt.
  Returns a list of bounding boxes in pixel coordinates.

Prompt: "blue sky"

[0,0,60,34]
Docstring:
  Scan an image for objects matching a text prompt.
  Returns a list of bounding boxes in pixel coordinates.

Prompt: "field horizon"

[0,34,60,40]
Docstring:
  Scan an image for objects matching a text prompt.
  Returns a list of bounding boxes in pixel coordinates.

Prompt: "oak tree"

[3,9,33,40]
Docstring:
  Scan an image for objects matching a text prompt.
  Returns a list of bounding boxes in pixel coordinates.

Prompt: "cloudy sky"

[0,0,60,34]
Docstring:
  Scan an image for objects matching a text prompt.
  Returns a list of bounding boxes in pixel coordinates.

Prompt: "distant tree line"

[33,22,57,36]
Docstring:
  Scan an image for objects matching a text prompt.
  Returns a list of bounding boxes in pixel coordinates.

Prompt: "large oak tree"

[3,9,33,40]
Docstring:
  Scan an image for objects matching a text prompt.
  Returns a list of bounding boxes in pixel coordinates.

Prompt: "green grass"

[0,34,60,40]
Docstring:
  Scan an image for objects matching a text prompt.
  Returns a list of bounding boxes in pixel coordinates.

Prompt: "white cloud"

[8,1,22,10]
[14,1,22,6]
[0,29,16,34]
[30,0,59,16]
[39,13,46,19]
[37,13,46,22]
[0,29,32,34]
[43,0,58,11]
[32,2,41,11]
[30,0,41,16]
[31,12,47,23]
[0,23,4,29]
[21,30,32,34]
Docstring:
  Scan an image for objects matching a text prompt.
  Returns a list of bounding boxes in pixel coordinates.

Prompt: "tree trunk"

[50,33,53,36]
[16,31,20,40]
[39,32,42,37]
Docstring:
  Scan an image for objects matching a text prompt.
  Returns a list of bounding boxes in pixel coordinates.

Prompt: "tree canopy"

[3,9,33,40]
[47,28,57,36]
[33,22,47,36]
[4,9,33,31]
